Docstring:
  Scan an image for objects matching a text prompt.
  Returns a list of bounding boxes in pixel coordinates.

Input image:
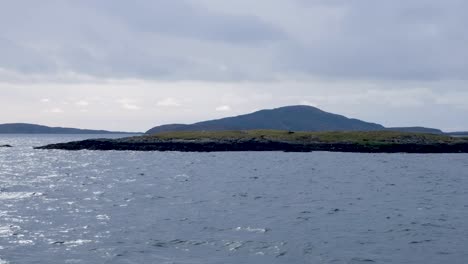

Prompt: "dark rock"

[33,138,468,153]
[0,144,12,148]
[33,132,468,153]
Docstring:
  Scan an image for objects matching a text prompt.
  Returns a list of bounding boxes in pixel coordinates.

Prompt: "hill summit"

[146,105,385,134]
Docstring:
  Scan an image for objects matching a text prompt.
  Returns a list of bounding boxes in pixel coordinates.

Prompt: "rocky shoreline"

[34,137,468,153]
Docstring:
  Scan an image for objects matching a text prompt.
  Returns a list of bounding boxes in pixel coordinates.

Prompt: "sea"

[0,135,467,264]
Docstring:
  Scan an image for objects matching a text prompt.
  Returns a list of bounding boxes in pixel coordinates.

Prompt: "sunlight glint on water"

[0,135,467,263]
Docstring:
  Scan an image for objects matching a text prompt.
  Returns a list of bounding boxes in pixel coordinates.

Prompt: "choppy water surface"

[0,135,467,264]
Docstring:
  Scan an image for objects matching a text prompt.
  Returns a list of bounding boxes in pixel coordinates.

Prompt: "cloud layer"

[1,0,467,81]
[1,79,467,131]
[0,1,467,131]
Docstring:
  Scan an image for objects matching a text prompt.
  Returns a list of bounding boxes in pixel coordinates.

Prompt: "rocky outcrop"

[35,138,468,153]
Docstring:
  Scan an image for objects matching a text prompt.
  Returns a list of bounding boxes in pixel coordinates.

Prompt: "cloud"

[40,98,50,103]
[1,1,468,131]
[273,0,468,81]
[0,0,284,81]
[45,107,64,113]
[2,79,468,131]
[117,99,141,110]
[299,100,318,107]
[215,105,231,112]
[156,97,181,107]
[75,100,89,107]
[94,0,284,43]
[0,0,466,82]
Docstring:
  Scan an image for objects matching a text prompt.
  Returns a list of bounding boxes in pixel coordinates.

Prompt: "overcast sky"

[1,0,467,132]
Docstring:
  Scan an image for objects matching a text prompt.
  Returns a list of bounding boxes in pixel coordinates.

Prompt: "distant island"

[31,105,468,153]
[35,130,468,153]
[448,131,468,137]
[0,123,140,134]
[1,106,448,135]
[146,105,445,135]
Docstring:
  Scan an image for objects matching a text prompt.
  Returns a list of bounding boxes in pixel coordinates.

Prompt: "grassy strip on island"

[34,130,468,153]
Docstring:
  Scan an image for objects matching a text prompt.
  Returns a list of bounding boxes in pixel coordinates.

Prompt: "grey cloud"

[0,0,284,80]
[276,0,468,80]
[0,0,467,82]
[90,0,284,43]
[0,37,57,74]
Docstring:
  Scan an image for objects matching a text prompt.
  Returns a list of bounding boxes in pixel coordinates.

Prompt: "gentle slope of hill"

[147,105,385,134]
[385,127,444,134]
[0,123,138,134]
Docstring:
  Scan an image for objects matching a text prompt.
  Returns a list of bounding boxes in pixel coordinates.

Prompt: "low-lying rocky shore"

[34,130,468,153]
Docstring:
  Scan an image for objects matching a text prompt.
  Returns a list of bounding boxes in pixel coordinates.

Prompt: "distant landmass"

[146,105,445,135]
[385,127,444,135]
[1,106,453,135]
[448,131,468,136]
[32,105,467,153]
[147,105,384,134]
[0,123,139,134]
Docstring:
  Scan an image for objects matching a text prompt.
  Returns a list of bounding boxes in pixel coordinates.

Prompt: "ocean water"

[0,135,467,264]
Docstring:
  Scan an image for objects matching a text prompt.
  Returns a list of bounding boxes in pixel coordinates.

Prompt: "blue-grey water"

[0,135,467,264]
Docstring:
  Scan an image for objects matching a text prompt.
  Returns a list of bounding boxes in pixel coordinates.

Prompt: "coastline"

[34,130,468,153]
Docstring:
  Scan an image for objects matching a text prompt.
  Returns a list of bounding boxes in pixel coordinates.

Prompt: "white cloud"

[75,100,89,107]
[299,100,318,107]
[46,107,64,113]
[117,99,141,111]
[40,98,50,103]
[156,97,181,107]
[215,105,232,112]
[1,79,468,131]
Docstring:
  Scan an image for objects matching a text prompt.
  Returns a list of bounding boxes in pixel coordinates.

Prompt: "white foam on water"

[0,192,42,200]
[174,174,190,182]
[16,240,34,245]
[225,241,244,251]
[234,226,268,233]
[0,225,20,238]
[96,214,110,221]
[65,239,93,248]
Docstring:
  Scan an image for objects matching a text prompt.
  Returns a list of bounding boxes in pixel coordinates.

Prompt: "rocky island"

[35,130,468,153]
